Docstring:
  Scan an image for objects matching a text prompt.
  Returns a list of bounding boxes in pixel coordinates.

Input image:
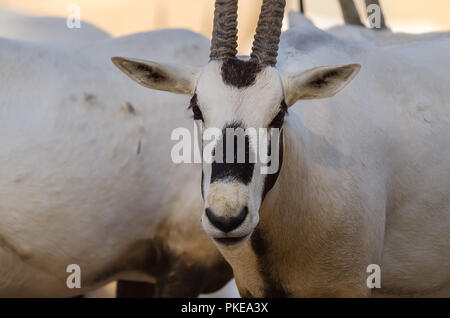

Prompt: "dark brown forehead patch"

[221,58,262,88]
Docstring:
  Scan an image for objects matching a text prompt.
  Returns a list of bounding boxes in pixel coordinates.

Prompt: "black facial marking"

[188,94,204,121]
[268,100,288,128]
[135,63,166,82]
[261,100,286,201]
[253,115,287,297]
[262,130,283,200]
[309,70,340,88]
[251,227,290,298]
[211,122,255,184]
[206,206,248,233]
[221,58,262,88]
[268,111,285,129]
[201,170,205,199]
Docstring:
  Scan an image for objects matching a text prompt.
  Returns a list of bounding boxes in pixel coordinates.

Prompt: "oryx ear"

[282,64,361,106]
[111,57,200,96]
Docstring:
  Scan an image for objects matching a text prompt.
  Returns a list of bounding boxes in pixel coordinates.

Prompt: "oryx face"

[112,0,360,246]
[193,59,286,245]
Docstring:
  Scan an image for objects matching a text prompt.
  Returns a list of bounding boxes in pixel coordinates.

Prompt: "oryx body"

[114,0,450,297]
[239,26,450,297]
[0,30,232,297]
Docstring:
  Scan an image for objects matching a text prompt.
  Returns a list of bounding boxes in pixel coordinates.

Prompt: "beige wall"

[305,0,450,33]
[1,0,449,54]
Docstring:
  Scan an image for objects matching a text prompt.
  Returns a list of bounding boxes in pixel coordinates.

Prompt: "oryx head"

[112,0,360,246]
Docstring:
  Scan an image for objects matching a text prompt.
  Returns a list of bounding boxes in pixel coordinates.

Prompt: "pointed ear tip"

[341,64,362,78]
[349,63,362,72]
[111,56,124,66]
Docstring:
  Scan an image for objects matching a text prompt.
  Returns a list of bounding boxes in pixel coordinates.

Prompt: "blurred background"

[0,0,448,298]
[1,0,449,54]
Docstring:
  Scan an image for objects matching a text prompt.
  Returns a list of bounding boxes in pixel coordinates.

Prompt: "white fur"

[0,30,234,297]
[112,57,200,95]
[230,22,450,297]
[196,62,285,239]
[118,20,450,296]
[0,9,110,47]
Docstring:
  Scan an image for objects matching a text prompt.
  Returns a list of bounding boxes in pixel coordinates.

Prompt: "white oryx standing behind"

[0,29,234,297]
[114,0,450,297]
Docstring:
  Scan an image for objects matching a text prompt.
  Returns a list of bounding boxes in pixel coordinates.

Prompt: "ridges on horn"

[210,0,239,60]
[250,0,286,67]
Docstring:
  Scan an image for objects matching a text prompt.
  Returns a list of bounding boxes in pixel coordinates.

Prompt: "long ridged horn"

[250,0,286,66]
[210,0,239,60]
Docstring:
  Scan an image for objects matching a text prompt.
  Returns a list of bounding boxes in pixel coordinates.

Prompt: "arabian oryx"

[0,29,234,297]
[113,0,450,297]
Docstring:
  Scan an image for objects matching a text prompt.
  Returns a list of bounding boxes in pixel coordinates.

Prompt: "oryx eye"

[188,94,204,121]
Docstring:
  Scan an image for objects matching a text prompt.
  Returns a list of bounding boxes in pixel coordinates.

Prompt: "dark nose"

[205,207,248,233]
